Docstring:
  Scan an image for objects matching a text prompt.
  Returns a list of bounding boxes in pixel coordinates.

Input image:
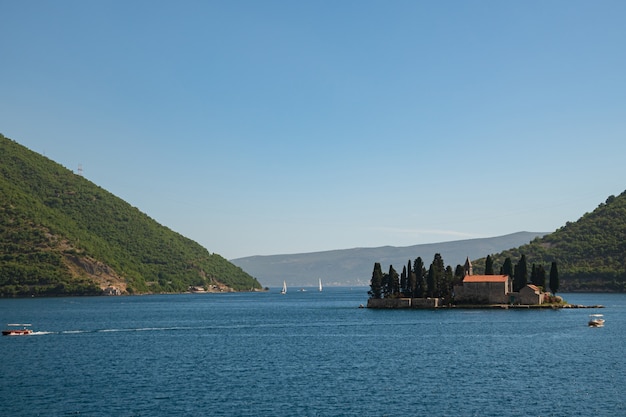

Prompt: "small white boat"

[280,281,287,295]
[2,324,34,336]
[318,278,323,292]
[588,314,605,327]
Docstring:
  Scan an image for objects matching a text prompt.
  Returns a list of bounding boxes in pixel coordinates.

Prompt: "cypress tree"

[382,272,391,298]
[413,257,426,298]
[388,265,400,297]
[428,253,445,297]
[514,255,528,291]
[485,255,494,275]
[368,262,383,299]
[549,262,559,294]
[502,258,513,279]
[400,265,407,296]
[407,260,417,297]
[454,264,465,286]
[442,265,454,299]
[426,265,435,298]
[537,264,546,289]
[434,253,445,297]
[520,255,528,288]
[530,264,538,286]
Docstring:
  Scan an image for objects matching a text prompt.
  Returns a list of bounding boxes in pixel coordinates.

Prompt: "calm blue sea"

[1,289,624,416]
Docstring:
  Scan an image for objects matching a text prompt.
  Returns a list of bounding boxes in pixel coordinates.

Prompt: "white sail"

[318,278,323,292]
[281,280,287,294]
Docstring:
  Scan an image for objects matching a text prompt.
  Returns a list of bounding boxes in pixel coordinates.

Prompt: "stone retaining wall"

[367,297,442,309]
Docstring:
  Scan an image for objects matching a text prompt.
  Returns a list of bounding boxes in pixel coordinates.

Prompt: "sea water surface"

[1,289,624,416]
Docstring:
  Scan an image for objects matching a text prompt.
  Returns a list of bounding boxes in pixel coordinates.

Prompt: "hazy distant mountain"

[231,232,547,288]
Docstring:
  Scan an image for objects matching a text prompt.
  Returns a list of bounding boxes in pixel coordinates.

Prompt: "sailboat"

[281,280,287,294]
[318,278,323,292]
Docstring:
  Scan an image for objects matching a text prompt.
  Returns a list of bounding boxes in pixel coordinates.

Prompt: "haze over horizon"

[2,1,625,259]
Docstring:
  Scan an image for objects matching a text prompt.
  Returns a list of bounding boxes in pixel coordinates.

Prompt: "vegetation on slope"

[472,191,626,292]
[0,133,262,296]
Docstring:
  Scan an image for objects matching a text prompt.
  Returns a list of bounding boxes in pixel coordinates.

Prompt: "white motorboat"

[2,324,34,336]
[588,314,605,327]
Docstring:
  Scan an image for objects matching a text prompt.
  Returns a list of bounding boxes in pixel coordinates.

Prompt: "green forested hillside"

[0,133,262,296]
[472,191,626,292]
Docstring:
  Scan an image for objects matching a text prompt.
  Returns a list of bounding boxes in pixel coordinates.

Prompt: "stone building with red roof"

[454,257,545,305]
[454,274,513,304]
[519,284,544,305]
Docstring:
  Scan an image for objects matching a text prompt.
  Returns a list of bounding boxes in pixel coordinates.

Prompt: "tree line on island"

[368,253,559,301]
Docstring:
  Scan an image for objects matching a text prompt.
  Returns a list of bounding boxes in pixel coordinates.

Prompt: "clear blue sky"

[2,1,625,259]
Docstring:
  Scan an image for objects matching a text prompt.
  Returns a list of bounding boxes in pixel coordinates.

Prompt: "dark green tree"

[407,260,416,297]
[381,265,400,298]
[413,257,426,298]
[368,262,383,299]
[400,265,407,296]
[502,257,513,279]
[442,265,454,299]
[382,272,391,298]
[389,265,400,295]
[514,255,528,291]
[537,264,546,289]
[530,264,538,286]
[426,265,435,298]
[454,264,465,286]
[549,262,559,294]
[434,253,446,297]
[427,253,445,297]
[404,259,417,297]
[485,255,494,275]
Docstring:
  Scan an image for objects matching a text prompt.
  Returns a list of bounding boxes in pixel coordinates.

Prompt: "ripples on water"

[1,290,624,416]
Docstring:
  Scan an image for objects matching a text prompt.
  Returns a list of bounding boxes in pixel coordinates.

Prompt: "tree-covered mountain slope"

[0,133,262,296]
[472,191,626,292]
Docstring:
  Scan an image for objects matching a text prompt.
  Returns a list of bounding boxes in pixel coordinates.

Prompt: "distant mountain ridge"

[231,232,547,287]
[0,133,262,296]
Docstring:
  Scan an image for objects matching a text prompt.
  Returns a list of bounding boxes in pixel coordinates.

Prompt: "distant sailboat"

[281,280,287,294]
[318,278,323,292]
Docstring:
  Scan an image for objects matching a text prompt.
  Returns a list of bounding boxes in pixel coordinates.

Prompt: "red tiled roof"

[526,284,540,292]
[463,275,509,283]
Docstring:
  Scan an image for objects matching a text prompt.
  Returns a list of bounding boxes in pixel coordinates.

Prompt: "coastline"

[366,297,605,310]
[446,303,604,309]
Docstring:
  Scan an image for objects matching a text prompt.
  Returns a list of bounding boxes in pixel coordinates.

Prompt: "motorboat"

[588,314,605,327]
[2,324,34,336]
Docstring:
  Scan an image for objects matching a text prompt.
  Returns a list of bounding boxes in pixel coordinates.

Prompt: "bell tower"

[463,257,473,276]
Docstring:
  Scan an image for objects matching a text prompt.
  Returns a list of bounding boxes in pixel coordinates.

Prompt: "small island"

[367,256,603,309]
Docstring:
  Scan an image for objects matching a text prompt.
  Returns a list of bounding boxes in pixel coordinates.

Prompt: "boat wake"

[96,326,193,333]
[10,326,257,336]
[46,327,196,335]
